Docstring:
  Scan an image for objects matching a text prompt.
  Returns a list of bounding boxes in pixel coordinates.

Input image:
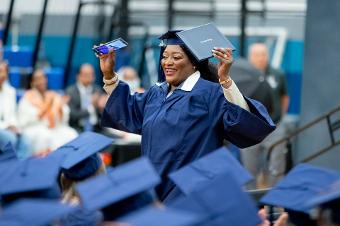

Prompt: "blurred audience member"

[18,69,77,155]
[117,66,144,94]
[0,61,31,158]
[66,63,103,132]
[242,43,292,189]
[248,43,289,123]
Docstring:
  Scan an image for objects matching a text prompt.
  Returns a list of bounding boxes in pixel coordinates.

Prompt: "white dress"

[18,90,78,154]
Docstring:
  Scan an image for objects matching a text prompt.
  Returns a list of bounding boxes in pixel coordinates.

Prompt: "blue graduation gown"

[102,78,275,202]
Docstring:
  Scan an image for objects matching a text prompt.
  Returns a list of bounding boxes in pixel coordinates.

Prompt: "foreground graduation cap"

[305,179,340,225]
[260,163,340,213]
[77,157,160,218]
[53,132,112,181]
[169,146,253,195]
[306,179,340,208]
[176,23,235,61]
[260,164,340,226]
[58,131,112,169]
[0,142,17,162]
[118,206,202,226]
[0,154,63,206]
[169,172,261,226]
[0,199,75,226]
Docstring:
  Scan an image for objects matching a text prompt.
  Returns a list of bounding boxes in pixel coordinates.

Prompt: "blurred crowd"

[0,57,143,158]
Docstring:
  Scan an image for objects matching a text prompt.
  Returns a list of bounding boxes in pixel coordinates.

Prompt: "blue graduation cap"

[118,206,202,226]
[54,132,112,181]
[0,199,75,226]
[58,131,112,169]
[77,157,160,213]
[59,206,104,226]
[157,24,235,82]
[0,154,63,206]
[176,23,235,61]
[169,146,253,195]
[169,172,261,226]
[306,179,340,208]
[0,142,17,162]
[305,179,340,225]
[260,163,340,213]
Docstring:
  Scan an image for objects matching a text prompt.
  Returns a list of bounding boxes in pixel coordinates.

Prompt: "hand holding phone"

[92,38,128,55]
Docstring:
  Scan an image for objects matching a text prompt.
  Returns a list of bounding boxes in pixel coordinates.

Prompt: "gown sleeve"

[101,81,150,134]
[212,86,276,148]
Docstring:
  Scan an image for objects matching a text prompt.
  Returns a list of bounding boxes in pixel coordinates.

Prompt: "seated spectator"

[117,66,144,94]
[66,63,104,133]
[18,69,77,155]
[0,61,31,158]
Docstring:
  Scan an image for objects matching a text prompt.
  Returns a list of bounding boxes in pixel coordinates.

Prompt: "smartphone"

[92,38,128,55]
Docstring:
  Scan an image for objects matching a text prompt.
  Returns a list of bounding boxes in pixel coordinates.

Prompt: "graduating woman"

[98,30,275,203]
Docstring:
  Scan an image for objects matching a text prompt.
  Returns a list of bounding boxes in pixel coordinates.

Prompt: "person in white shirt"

[0,61,31,158]
[18,69,77,155]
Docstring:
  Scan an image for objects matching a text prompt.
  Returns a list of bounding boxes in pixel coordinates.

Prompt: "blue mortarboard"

[260,163,340,213]
[0,154,63,205]
[176,23,235,61]
[0,199,75,226]
[58,132,112,169]
[77,157,161,211]
[54,132,112,181]
[305,179,340,224]
[59,206,103,226]
[0,142,17,162]
[169,147,253,195]
[170,172,261,226]
[158,30,184,46]
[306,179,340,208]
[118,206,202,226]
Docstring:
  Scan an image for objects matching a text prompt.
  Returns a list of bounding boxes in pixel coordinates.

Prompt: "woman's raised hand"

[212,47,233,80]
[95,46,116,80]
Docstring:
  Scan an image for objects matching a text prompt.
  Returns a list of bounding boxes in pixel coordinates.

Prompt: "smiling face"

[161,45,195,87]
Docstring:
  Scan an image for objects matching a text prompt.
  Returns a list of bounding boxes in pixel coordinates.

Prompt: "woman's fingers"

[212,47,233,63]
[273,212,288,226]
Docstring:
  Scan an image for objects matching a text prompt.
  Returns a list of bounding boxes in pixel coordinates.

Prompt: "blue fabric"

[61,206,103,226]
[160,38,185,46]
[62,153,101,181]
[169,172,261,226]
[102,191,155,221]
[0,129,32,159]
[77,158,160,212]
[0,142,17,162]
[118,206,202,226]
[169,147,253,195]
[102,78,275,201]
[0,199,75,226]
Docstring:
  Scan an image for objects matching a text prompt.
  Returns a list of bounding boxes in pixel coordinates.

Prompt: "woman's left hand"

[212,47,233,80]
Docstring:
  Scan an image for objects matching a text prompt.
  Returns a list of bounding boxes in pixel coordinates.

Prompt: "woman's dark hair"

[180,45,219,83]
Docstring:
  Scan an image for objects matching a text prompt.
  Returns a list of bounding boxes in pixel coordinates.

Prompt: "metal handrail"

[266,105,340,169]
